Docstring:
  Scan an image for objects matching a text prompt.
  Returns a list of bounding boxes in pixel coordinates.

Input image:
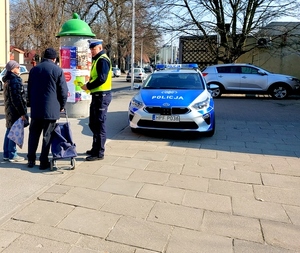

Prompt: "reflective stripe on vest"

[89,54,112,93]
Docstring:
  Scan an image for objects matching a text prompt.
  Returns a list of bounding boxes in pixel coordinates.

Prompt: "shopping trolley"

[50,110,77,170]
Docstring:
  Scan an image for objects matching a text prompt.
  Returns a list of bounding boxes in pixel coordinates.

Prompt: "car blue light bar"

[155,63,198,70]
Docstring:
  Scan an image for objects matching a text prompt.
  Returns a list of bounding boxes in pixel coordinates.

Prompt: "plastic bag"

[7,118,24,148]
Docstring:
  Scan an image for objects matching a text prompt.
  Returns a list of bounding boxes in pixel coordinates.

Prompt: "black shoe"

[27,161,36,168]
[86,150,93,155]
[39,162,50,170]
[85,155,104,161]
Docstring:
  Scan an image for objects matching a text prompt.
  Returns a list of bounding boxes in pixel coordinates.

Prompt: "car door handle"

[241,76,247,79]
[218,75,223,78]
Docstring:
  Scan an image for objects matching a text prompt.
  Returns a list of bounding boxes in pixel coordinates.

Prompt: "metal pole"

[141,39,143,67]
[171,39,173,64]
[130,0,135,89]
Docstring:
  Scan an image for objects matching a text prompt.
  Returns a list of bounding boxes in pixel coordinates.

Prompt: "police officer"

[81,39,112,161]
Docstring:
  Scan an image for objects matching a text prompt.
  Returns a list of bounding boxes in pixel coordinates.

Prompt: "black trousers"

[27,119,56,164]
[89,92,112,157]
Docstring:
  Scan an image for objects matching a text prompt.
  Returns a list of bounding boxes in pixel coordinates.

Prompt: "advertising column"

[56,13,95,118]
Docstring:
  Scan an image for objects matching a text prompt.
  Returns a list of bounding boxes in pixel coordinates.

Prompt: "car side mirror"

[133,83,141,89]
[208,84,219,90]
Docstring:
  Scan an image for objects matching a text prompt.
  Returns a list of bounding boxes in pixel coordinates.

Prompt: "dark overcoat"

[27,59,68,120]
[3,71,27,128]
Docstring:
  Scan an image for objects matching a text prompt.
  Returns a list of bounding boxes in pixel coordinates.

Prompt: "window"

[217,66,240,74]
[241,67,259,74]
[20,66,27,73]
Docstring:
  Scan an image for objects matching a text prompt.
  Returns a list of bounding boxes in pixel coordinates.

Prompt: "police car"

[128,64,218,137]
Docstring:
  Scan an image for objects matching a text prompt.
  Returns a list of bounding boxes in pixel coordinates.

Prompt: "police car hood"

[140,89,206,106]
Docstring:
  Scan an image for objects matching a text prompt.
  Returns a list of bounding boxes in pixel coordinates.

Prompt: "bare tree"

[154,0,300,63]
[64,0,160,70]
[10,0,68,57]
[10,0,161,70]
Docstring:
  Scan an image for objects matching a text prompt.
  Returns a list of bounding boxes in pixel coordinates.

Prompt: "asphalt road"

[215,94,300,122]
[1,77,300,127]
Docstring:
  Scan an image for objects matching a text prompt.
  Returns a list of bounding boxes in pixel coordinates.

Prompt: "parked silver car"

[202,63,300,99]
[126,68,148,82]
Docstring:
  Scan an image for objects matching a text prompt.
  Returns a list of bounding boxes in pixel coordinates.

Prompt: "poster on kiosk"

[59,42,91,103]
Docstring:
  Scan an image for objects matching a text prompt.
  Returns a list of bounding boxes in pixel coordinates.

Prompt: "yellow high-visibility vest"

[89,54,112,93]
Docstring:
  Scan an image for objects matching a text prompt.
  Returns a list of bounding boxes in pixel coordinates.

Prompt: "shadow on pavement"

[118,96,300,158]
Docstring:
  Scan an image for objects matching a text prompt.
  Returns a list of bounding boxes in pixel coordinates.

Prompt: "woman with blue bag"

[2,60,28,162]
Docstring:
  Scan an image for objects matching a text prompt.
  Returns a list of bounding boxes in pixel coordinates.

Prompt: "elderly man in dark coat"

[27,48,68,170]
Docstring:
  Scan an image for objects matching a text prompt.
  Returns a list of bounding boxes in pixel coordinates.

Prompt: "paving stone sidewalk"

[0,93,300,252]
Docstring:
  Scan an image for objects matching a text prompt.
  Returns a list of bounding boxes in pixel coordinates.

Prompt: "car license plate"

[153,115,180,122]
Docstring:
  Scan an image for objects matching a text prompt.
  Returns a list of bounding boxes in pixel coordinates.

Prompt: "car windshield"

[142,73,204,89]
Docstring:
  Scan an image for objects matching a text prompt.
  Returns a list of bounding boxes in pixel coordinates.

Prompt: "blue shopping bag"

[51,122,77,159]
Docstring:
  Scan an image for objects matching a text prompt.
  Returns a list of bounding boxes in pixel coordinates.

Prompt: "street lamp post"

[171,36,173,64]
[130,0,135,89]
[140,39,143,67]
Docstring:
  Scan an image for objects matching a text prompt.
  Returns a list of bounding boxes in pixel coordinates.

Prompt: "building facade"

[238,22,300,79]
[159,44,178,64]
[0,0,10,68]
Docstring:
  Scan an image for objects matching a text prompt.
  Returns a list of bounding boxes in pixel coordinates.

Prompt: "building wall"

[159,45,178,64]
[237,35,300,79]
[178,35,218,69]
[13,49,25,64]
[0,0,10,67]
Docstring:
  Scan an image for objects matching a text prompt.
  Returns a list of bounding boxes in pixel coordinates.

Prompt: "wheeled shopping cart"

[50,110,77,170]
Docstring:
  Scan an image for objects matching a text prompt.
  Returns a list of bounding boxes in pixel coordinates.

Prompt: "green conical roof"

[56,13,95,37]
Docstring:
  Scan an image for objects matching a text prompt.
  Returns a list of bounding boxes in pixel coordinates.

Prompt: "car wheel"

[209,83,222,98]
[0,81,2,91]
[269,84,289,99]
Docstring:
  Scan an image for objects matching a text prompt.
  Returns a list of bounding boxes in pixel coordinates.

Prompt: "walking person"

[81,39,112,161]
[27,48,68,170]
[2,60,27,162]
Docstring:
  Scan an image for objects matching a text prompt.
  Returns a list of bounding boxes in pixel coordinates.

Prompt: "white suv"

[0,65,28,91]
[202,63,300,99]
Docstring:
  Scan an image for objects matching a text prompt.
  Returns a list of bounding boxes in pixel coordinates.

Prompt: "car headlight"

[192,97,210,110]
[292,78,300,83]
[130,98,144,109]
